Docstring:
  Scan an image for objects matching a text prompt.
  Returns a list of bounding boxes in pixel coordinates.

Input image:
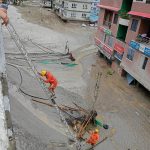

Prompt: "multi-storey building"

[54,0,100,22]
[89,0,100,22]
[95,0,150,91]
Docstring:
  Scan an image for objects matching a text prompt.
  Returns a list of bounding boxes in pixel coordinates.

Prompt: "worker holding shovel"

[38,70,58,97]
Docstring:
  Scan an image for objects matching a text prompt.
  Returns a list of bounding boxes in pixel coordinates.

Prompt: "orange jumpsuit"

[44,71,58,93]
[86,132,100,146]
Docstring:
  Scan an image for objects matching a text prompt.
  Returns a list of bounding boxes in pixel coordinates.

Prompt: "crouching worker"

[38,70,58,96]
[86,129,100,147]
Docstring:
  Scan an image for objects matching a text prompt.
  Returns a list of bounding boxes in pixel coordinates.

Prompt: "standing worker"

[38,70,58,97]
[86,129,100,147]
[0,0,9,26]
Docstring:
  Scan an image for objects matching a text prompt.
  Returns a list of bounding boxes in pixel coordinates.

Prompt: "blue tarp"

[89,15,99,22]
[144,47,150,57]
[129,41,140,50]
[127,73,134,85]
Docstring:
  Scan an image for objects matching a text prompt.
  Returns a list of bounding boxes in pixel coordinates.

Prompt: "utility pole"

[92,72,102,110]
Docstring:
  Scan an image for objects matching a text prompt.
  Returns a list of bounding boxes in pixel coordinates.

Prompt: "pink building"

[95,0,150,91]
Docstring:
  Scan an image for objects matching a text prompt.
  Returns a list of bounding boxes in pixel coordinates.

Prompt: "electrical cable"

[28,38,64,56]
[6,63,48,100]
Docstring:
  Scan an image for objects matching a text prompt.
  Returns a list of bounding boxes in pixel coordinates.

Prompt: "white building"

[54,0,100,21]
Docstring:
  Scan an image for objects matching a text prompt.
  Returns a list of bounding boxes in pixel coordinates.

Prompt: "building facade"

[54,0,100,22]
[95,0,150,91]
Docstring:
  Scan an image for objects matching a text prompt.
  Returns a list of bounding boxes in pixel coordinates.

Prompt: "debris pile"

[32,99,109,141]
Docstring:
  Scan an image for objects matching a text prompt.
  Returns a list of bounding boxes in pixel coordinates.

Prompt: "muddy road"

[3,4,150,150]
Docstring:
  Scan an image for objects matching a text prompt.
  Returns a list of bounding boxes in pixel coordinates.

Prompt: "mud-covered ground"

[82,54,150,150]
[3,3,150,150]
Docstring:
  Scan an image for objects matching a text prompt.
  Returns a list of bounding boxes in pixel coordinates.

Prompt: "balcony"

[130,40,150,57]
[103,20,111,29]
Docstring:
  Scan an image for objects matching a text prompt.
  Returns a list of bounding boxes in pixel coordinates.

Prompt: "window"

[114,51,123,61]
[146,0,150,4]
[142,57,148,69]
[107,36,114,47]
[71,12,76,18]
[131,19,138,32]
[83,4,87,9]
[127,47,135,61]
[72,3,77,8]
[82,13,87,18]
[113,14,118,24]
[103,10,113,28]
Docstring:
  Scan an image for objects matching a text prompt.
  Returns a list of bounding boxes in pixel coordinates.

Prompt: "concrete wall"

[0,20,16,150]
[98,8,105,26]
[132,2,150,13]
[62,9,90,20]
[121,45,150,91]
[100,0,123,8]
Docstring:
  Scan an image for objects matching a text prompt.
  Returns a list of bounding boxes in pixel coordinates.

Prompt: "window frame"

[72,3,77,8]
[71,12,76,18]
[83,4,88,9]
[142,57,148,70]
[127,47,136,61]
[82,13,87,18]
[113,14,119,24]
[131,19,139,32]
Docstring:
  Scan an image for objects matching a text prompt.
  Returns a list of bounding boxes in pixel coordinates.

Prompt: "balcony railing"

[103,20,111,29]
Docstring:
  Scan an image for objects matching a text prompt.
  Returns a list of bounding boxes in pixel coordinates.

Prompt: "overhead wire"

[28,38,64,56]
[6,63,48,100]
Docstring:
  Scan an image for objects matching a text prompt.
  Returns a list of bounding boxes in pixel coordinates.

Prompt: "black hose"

[6,63,48,100]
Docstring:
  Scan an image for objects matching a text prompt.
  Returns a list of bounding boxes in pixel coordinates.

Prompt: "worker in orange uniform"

[86,129,100,147]
[38,70,58,96]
